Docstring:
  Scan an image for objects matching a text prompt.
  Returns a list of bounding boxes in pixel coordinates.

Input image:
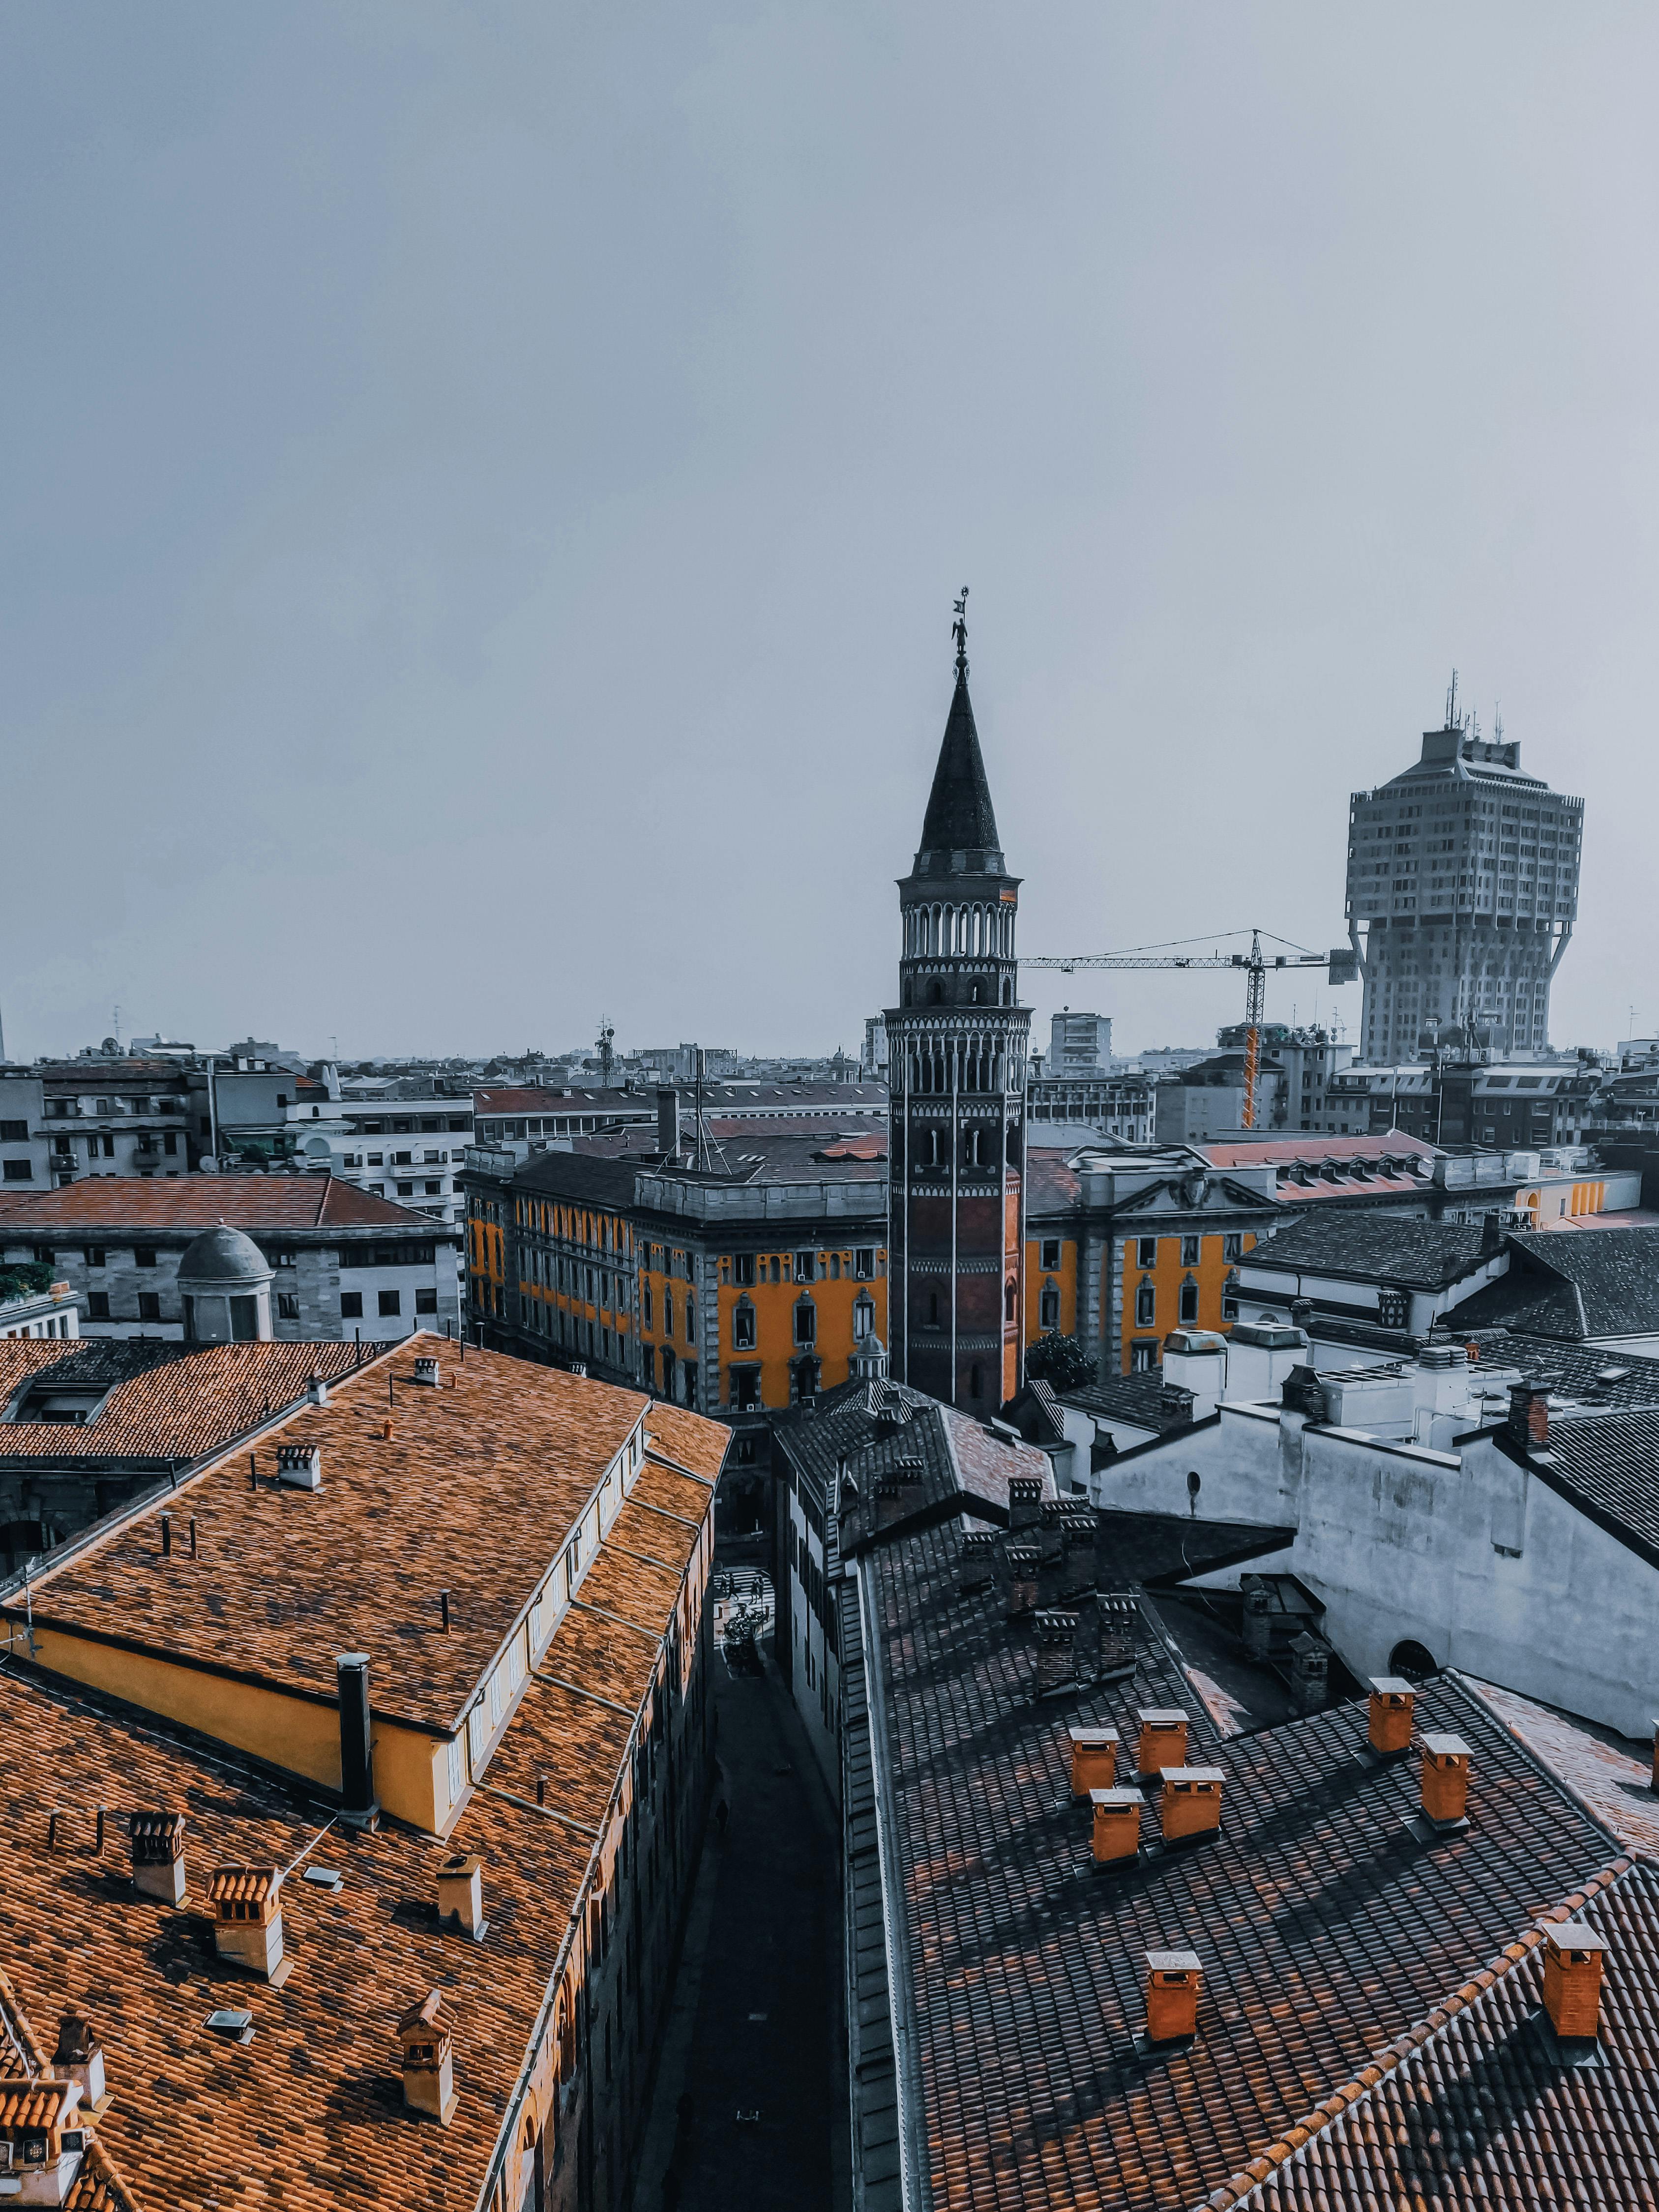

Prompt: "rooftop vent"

[1135,1708,1189,1777]
[436,1851,487,1941]
[276,1443,322,1491]
[399,1990,457,2124]
[1158,1766,1225,1845]
[1068,1726,1120,1798]
[52,2015,105,2110]
[1366,1677,1416,1758]
[414,1356,441,1388]
[1418,1732,1472,1833]
[1144,1950,1203,2044]
[1090,1787,1142,1867]
[1542,1920,1608,2042]
[208,1865,288,1984]
[129,1810,186,1906]
[336,1653,379,1830]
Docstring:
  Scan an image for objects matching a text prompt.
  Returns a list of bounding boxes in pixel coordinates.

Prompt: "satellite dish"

[199,1157,219,1175]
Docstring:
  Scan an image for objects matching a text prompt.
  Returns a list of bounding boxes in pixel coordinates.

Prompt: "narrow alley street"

[632,1572,841,2212]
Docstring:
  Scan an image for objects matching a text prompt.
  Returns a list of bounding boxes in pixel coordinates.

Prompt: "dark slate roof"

[1449,1336,1659,1414]
[1063,1372,1193,1432]
[1210,1857,1656,2211]
[1502,1225,1659,1338]
[916,671,1002,863]
[1506,1406,1659,1568]
[1243,1213,1493,1290]
[1444,1270,1587,1338]
[855,1520,1620,2212]
[776,1374,1051,1523]
[501,1150,641,1209]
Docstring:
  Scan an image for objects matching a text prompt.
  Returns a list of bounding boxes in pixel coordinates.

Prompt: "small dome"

[178,1223,272,1287]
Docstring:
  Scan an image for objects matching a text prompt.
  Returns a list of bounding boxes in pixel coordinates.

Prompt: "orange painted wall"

[1118,1230,1255,1372]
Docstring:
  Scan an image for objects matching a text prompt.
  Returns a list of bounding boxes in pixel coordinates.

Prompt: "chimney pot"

[1419,1731,1472,1829]
[1144,1949,1203,2043]
[1366,1676,1416,1757]
[1541,1919,1608,2041]
[1135,1707,1189,1777]
[1158,1766,1226,1845]
[1508,1380,1549,1448]
[1089,1786,1142,1866]
[436,1851,487,1940]
[276,1442,322,1491]
[336,1653,379,1829]
[159,1513,172,1558]
[399,1988,457,2124]
[1068,1726,1120,1798]
[1003,1544,1040,1616]
[1007,1474,1043,1533]
[957,1531,996,1593]
[414,1355,441,1388]
[208,1864,287,1982]
[307,1369,329,1406]
[129,1810,187,1905]
[53,2014,106,2109]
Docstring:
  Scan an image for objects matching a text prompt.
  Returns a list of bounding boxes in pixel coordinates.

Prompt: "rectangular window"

[137,1293,161,1323]
[854,1248,875,1280]
[134,1247,157,1268]
[340,1292,364,1319]
[1222,1233,1244,1263]
[0,1121,26,1143]
[1135,1283,1155,1327]
[87,1292,110,1321]
[794,1250,816,1283]
[1040,1239,1061,1269]
[1130,1339,1159,1373]
[508,1634,525,1689]
[1180,1236,1200,1267]
[378,1288,402,1317]
[794,1302,817,1347]
[488,1666,505,1724]
[733,1303,756,1350]
[447,1736,465,1803]
[1136,1237,1158,1268]
[1,1160,31,1181]
[1178,1280,1199,1324]
[415,1287,437,1314]
[277,1293,300,1321]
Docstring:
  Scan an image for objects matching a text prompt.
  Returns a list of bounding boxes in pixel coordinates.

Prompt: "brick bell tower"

[887,593,1031,1411]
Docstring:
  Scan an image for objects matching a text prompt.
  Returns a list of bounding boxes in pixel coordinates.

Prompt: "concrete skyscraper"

[887,602,1031,1411]
[1346,686,1583,1065]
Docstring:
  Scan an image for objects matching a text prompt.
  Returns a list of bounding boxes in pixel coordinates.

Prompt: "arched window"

[1001,977,1012,1004]
[1178,1277,1199,1324]
[1136,1282,1156,1327]
[1039,1278,1060,1329]
[927,1291,940,1327]
[969,1362,982,1398]
[1004,1280,1017,1323]
[662,1289,674,1339]
[928,980,943,1006]
[685,1295,698,1343]
[1388,1638,1437,1682]
[971,979,985,1005]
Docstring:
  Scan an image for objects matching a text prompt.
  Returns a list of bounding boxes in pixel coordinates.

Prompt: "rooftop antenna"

[1493,702,1504,744]
[1445,668,1458,730]
[596,1018,615,1087]
[952,586,969,678]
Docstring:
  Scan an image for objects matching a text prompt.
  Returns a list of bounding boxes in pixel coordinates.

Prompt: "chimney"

[1288,1297,1313,1330]
[1090,1787,1142,1866]
[1093,1509,1117,1595]
[336,1653,379,1829]
[208,1865,288,1983]
[1480,1209,1506,1258]
[414,1355,441,1388]
[399,1989,457,2124]
[306,1369,329,1407]
[0,2079,87,2193]
[436,1851,488,1941]
[1366,1676,1416,1757]
[1003,1544,1039,1616]
[1541,1920,1608,2042]
[1507,1381,1549,1449]
[656,1086,682,1156]
[957,1531,996,1594]
[1057,1507,1096,1596]
[1419,1732,1472,1829]
[1144,1950,1203,2043]
[1032,1610,1080,1696]
[52,2014,106,2109]
[1007,1474,1043,1533]
[276,1442,322,1491]
[1158,1766,1225,1845]
[1289,1631,1328,1713]
[1135,1708,1189,1777]
[1068,1725,1120,1798]
[129,1811,187,1906]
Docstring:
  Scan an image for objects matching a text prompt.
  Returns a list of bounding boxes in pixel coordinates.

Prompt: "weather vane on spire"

[952,586,969,677]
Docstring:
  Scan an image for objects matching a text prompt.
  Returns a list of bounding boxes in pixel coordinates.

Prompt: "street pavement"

[631,1616,840,2212]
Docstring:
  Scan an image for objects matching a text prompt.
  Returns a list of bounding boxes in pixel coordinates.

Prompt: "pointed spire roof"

[914,596,1006,873]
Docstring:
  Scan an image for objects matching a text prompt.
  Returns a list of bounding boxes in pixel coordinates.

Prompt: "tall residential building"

[1047,1008,1112,1074]
[887,611,1031,1410]
[1346,696,1584,1064]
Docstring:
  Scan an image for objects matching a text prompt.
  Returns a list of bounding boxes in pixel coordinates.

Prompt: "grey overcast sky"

[4,4,1658,1063]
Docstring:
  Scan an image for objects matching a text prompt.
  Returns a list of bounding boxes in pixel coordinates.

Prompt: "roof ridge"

[1197,1855,1635,2210]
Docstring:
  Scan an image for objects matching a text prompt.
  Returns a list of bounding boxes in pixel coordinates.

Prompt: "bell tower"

[886,595,1030,1411]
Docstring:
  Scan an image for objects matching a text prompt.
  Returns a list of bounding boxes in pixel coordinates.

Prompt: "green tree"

[1025,1331,1097,1392]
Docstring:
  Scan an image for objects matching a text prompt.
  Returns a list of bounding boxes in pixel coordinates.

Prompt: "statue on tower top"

[951,587,969,677]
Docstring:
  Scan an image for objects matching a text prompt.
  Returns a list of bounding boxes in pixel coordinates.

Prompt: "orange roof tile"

[0,1340,369,1462]
[0,1176,445,1233]
[643,1403,728,1483]
[7,1338,669,1731]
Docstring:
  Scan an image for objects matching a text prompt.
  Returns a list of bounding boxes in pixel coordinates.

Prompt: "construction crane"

[1024,929,1359,1131]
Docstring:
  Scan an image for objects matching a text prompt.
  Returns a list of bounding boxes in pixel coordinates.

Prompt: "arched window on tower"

[928,980,943,1006]
[1001,977,1012,1004]
[1004,1281,1017,1324]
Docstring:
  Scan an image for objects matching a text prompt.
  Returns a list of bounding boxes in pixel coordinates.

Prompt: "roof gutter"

[854,1555,930,2212]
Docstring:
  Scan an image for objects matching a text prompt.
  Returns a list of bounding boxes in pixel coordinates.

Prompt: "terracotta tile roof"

[7,1338,662,1731]
[0,2076,76,2124]
[1207,1858,1655,2210]
[0,1463,711,2212]
[0,1340,368,1463]
[472,1087,647,1115]
[1469,1676,1659,1859]
[0,1176,445,1234]
[631,1456,721,1525]
[1200,1133,1441,1170]
[858,1515,1622,2212]
[642,1402,727,1482]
